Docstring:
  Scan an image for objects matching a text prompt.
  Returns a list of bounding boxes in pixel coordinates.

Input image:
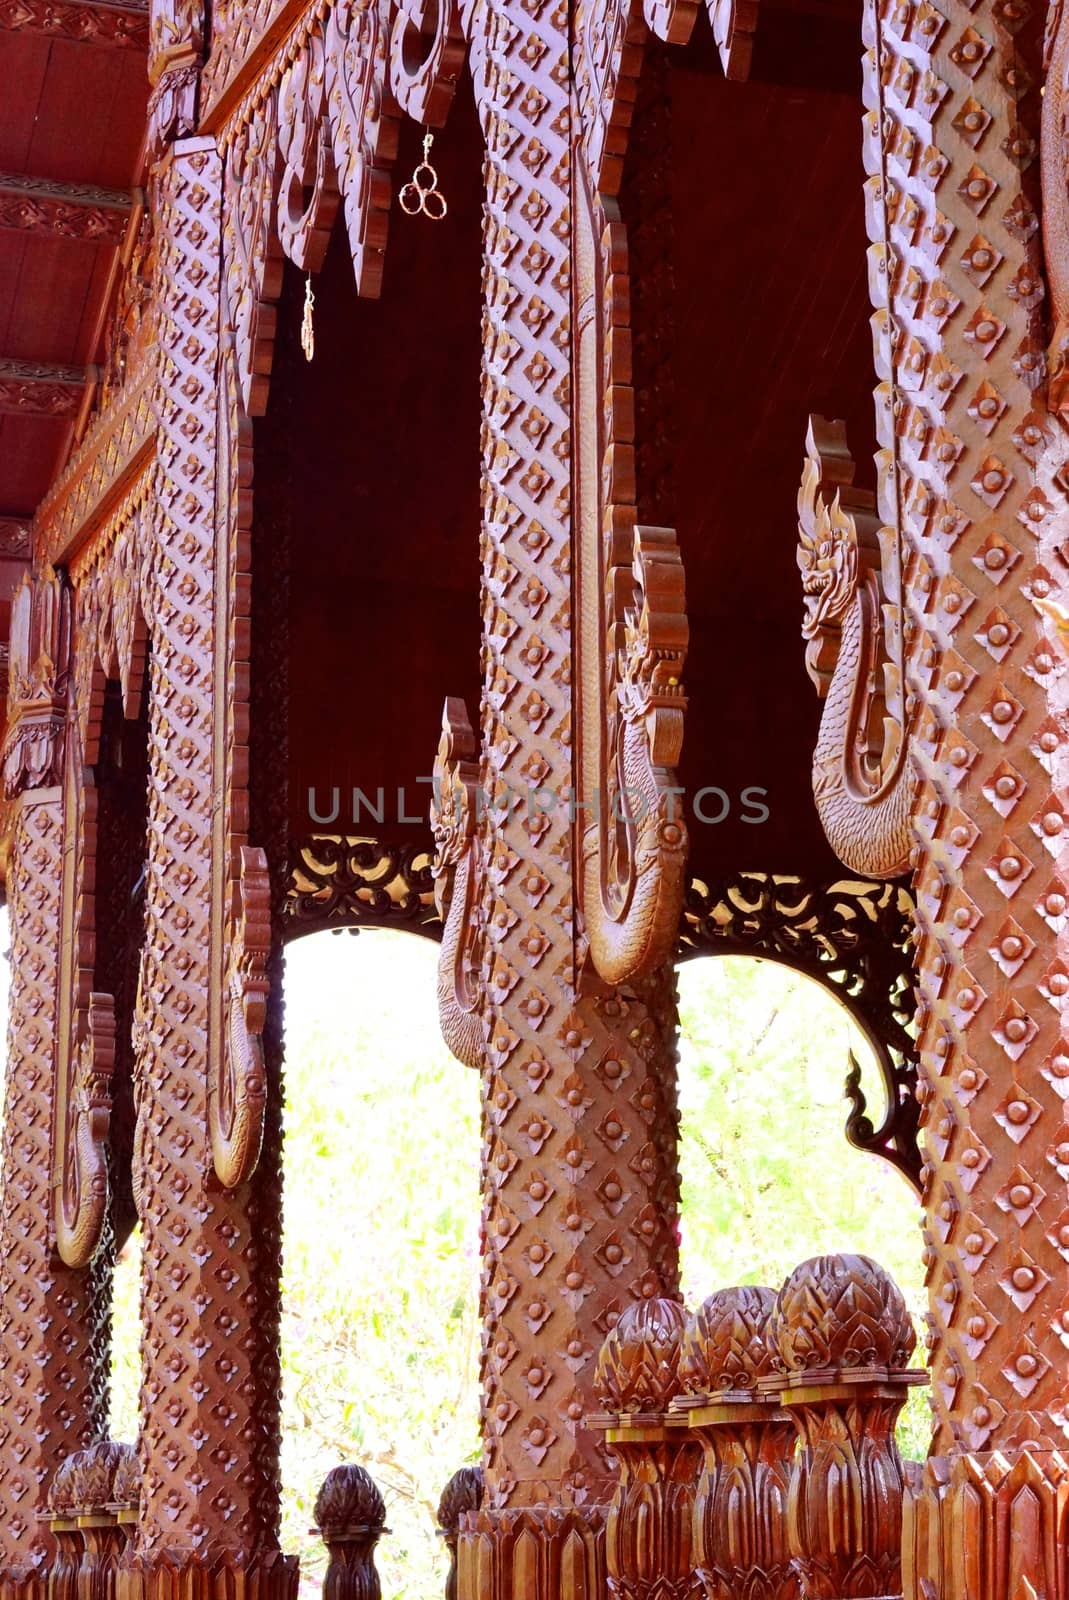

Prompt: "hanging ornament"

[301,274,315,362]
[400,130,447,220]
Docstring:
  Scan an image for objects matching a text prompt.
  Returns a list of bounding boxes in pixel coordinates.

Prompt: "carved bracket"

[54,992,117,1269]
[798,416,916,880]
[430,697,483,1069]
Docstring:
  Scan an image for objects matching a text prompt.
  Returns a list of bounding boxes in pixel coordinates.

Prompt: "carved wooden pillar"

[0,784,112,1579]
[672,1286,798,1600]
[452,0,685,1586]
[313,1467,387,1600]
[126,138,290,1597]
[589,1299,700,1600]
[793,0,1069,1579]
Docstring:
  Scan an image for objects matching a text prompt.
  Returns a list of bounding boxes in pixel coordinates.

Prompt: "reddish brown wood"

[313,1467,387,1600]
[436,1468,483,1600]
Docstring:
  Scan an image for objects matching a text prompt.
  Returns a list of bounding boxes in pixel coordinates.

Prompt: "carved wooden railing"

[588,1255,925,1600]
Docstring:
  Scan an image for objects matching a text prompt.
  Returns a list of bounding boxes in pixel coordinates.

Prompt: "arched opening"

[279,927,479,1598]
[677,955,927,1455]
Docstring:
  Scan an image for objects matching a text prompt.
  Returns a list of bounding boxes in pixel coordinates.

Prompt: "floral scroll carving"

[574,168,689,987]
[797,416,916,880]
[54,993,117,1269]
[3,566,72,798]
[430,697,483,1069]
[210,845,271,1189]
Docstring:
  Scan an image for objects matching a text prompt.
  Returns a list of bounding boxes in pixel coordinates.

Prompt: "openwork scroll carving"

[211,845,270,1188]
[430,697,483,1069]
[285,836,437,934]
[574,166,689,987]
[679,871,920,1188]
[3,567,72,798]
[798,416,916,880]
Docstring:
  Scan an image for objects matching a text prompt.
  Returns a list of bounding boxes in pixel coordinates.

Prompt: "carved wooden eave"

[0,0,149,48]
[0,174,135,244]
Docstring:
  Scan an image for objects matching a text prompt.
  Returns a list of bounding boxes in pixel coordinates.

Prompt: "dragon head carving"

[798,417,863,695]
[430,697,478,921]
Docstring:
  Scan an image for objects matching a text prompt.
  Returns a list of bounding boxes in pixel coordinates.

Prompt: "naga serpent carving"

[574,162,689,985]
[430,698,482,1069]
[209,844,271,1187]
[55,993,116,1268]
[797,416,916,879]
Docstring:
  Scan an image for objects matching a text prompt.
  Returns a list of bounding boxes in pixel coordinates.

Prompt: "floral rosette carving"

[595,1297,688,1413]
[769,1253,916,1378]
[430,698,483,1069]
[679,1285,778,1397]
[797,417,917,880]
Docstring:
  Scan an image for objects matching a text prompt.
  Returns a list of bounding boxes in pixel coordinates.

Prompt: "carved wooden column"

[672,1286,797,1600]
[451,0,686,1588]
[589,1299,700,1600]
[0,778,112,1580]
[793,0,1069,1580]
[125,137,290,1599]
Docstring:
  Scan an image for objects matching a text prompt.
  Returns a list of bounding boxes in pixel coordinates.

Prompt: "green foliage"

[278,931,482,1600]
[677,956,929,1460]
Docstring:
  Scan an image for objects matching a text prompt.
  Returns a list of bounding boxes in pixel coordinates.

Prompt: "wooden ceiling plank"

[0,172,132,243]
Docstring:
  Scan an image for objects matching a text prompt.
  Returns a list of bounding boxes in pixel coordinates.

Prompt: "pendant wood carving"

[211,844,271,1188]
[430,698,483,1069]
[2,566,72,798]
[574,166,689,986]
[797,417,916,880]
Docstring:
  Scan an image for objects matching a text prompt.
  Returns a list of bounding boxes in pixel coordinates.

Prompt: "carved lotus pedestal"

[41,1511,81,1600]
[761,1369,924,1600]
[672,1393,798,1600]
[674,1285,798,1600]
[454,1504,607,1600]
[586,1411,700,1600]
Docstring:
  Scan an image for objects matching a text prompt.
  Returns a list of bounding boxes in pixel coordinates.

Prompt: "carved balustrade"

[43,1459,82,1600]
[313,1466,388,1600]
[591,1259,926,1600]
[41,1447,137,1600]
[588,1298,702,1600]
[672,1287,798,1600]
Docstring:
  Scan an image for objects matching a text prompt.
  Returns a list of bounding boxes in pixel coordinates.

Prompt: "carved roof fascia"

[0,172,134,243]
[200,0,327,135]
[67,468,151,585]
[0,519,31,559]
[33,365,155,570]
[0,360,89,420]
[0,0,149,49]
